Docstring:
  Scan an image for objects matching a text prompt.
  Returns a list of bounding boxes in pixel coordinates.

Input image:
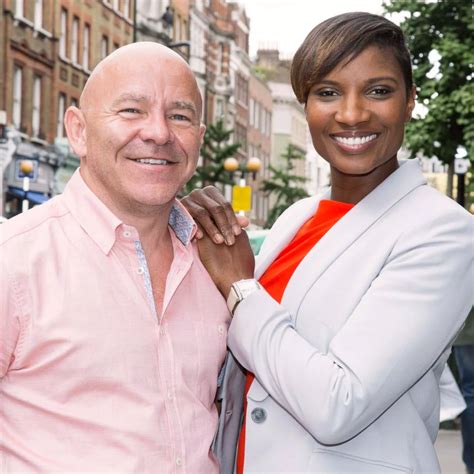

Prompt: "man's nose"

[138,113,174,145]
[334,94,370,126]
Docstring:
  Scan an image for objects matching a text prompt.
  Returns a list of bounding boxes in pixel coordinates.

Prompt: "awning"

[7,187,49,204]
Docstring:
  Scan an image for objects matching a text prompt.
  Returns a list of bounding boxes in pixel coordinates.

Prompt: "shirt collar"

[62,169,197,254]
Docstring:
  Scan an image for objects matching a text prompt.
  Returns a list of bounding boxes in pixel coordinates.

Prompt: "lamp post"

[223,156,262,217]
[19,159,34,213]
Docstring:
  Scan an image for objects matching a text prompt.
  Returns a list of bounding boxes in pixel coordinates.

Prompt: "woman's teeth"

[334,134,377,146]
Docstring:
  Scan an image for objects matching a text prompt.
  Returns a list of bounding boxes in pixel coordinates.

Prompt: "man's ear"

[199,123,206,145]
[405,85,416,123]
[64,106,87,157]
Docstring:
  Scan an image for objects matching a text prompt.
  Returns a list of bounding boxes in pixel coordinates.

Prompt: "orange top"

[236,199,354,474]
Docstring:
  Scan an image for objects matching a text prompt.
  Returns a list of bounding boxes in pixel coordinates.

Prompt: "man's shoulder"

[0,196,68,248]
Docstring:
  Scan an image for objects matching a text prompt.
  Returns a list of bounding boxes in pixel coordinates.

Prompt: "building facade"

[0,0,134,217]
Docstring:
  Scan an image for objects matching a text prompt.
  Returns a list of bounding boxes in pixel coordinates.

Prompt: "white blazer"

[215,160,473,473]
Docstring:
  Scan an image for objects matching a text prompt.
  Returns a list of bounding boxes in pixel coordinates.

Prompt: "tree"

[383,0,473,203]
[183,118,240,194]
[261,143,309,228]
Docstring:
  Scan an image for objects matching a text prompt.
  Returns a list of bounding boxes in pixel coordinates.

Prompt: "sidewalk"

[436,429,465,474]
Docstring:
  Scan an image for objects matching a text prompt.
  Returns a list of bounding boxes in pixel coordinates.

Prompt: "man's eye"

[170,114,191,121]
[119,108,140,114]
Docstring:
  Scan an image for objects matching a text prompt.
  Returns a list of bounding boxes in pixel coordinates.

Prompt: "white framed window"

[57,93,66,138]
[101,36,109,59]
[113,0,119,11]
[32,76,42,137]
[216,43,223,75]
[13,66,23,129]
[123,0,130,18]
[82,24,90,70]
[59,8,67,58]
[249,99,254,127]
[15,0,24,18]
[34,0,43,29]
[71,17,79,63]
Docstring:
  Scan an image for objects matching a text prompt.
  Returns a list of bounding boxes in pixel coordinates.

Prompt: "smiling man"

[0,42,230,472]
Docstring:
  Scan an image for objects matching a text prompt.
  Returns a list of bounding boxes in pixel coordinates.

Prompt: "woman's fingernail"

[214,234,224,244]
[233,225,242,235]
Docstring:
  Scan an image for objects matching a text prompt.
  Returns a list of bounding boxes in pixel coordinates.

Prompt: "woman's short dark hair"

[291,12,413,104]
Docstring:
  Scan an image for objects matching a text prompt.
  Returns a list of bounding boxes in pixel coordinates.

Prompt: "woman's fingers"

[182,186,243,245]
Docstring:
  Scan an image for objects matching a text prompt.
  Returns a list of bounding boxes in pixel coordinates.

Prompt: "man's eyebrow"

[111,93,149,107]
[171,100,198,116]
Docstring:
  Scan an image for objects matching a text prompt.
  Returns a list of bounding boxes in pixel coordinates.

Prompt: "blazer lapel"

[254,193,330,279]
[281,160,427,318]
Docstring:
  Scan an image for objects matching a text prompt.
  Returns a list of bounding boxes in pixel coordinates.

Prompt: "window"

[32,76,42,137]
[249,99,254,127]
[215,98,224,119]
[113,0,119,11]
[71,98,78,107]
[59,8,68,58]
[34,0,43,29]
[216,43,223,75]
[57,93,66,138]
[12,66,23,129]
[113,42,119,51]
[101,35,109,59]
[82,24,90,70]
[71,17,79,63]
[15,0,24,17]
[123,0,130,18]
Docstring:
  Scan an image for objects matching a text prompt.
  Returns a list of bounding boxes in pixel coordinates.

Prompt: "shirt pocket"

[308,449,413,473]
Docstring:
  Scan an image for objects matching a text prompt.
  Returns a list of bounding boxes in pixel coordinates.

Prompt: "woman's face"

[305,45,415,189]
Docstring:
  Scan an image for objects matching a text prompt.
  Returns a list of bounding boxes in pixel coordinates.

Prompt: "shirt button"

[137,267,145,275]
[167,390,174,400]
[123,230,132,238]
[159,326,165,335]
[175,456,182,466]
[218,324,225,335]
[251,407,267,424]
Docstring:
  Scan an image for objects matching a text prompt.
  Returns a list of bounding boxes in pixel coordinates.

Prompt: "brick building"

[248,71,272,226]
[0,0,134,216]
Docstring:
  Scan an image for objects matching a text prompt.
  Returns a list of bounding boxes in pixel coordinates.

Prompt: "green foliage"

[261,143,309,228]
[183,118,240,194]
[384,0,473,205]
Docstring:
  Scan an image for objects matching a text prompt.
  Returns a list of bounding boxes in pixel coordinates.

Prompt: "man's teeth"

[334,134,377,146]
[136,158,169,165]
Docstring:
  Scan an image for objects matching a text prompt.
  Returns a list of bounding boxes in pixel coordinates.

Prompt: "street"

[436,429,465,473]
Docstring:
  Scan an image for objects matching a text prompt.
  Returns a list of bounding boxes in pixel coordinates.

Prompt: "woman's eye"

[316,90,338,97]
[369,87,392,96]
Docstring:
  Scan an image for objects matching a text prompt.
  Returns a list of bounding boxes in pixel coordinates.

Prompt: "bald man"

[0,43,230,472]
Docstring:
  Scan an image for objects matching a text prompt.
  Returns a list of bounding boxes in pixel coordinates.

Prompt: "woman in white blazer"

[183,12,473,473]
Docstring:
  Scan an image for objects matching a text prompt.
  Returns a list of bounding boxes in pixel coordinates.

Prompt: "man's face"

[74,51,205,217]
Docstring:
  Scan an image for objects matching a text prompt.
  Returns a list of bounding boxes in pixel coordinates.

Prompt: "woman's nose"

[334,94,371,126]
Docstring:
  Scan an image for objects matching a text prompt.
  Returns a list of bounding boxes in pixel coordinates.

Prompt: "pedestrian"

[0,42,230,472]
[182,12,474,473]
[454,306,474,474]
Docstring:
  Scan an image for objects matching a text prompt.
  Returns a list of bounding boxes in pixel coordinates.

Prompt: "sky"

[239,0,386,59]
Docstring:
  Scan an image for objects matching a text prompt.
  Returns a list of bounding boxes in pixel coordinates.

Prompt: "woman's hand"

[181,186,249,245]
[197,230,255,298]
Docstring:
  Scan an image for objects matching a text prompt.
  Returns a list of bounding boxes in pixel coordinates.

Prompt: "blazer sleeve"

[228,206,474,445]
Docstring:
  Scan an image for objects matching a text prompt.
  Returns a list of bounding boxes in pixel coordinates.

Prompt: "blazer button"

[251,407,267,424]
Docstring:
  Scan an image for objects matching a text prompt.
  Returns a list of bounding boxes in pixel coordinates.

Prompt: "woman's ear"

[64,106,87,157]
[405,85,416,123]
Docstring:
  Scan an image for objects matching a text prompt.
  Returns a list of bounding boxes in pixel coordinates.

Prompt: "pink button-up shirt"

[0,171,230,473]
